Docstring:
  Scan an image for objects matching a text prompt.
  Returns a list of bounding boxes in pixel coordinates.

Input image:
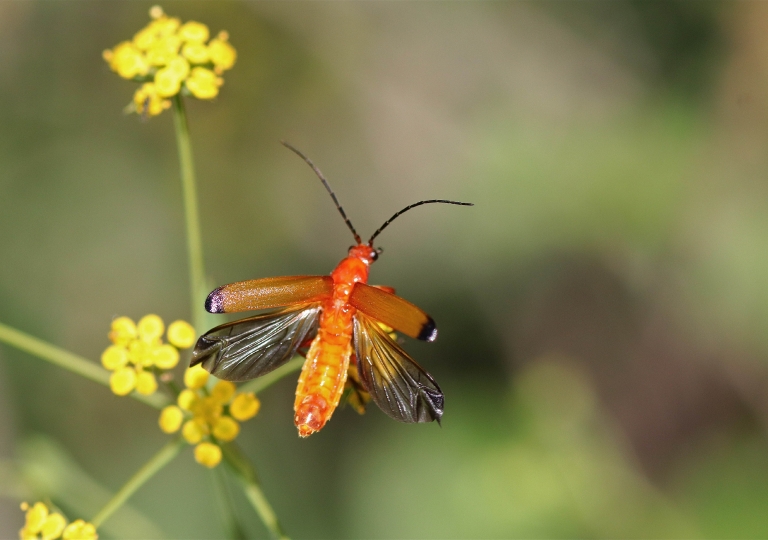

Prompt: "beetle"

[191,142,472,437]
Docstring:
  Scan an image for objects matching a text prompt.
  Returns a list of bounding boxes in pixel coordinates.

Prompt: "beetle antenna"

[281,140,362,244]
[368,199,474,245]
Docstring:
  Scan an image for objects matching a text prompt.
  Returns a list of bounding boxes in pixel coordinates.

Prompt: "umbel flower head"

[102,5,236,117]
[101,315,195,396]
[159,365,260,468]
[19,502,97,540]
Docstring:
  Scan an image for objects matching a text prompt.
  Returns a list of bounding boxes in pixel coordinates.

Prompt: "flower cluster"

[101,315,195,396]
[102,5,236,117]
[19,502,97,540]
[159,365,260,468]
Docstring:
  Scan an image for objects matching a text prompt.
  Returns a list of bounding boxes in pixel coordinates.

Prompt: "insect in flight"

[191,142,472,437]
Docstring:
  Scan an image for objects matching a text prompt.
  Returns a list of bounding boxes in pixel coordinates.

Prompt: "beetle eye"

[370,250,378,261]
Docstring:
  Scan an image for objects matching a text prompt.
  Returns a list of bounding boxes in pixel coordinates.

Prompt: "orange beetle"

[191,142,472,437]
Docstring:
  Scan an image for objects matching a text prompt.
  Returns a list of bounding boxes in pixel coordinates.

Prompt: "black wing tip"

[205,287,225,313]
[418,317,438,342]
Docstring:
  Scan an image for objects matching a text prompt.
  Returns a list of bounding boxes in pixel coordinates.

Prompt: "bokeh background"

[3,1,768,537]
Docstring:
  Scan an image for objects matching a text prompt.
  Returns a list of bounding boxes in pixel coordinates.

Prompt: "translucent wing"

[353,313,443,424]
[191,304,321,382]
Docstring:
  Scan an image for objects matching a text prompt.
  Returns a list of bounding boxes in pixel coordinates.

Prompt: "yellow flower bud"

[149,5,164,19]
[182,42,210,65]
[230,392,260,421]
[182,419,206,444]
[159,405,184,433]
[177,389,197,410]
[62,519,98,540]
[154,67,182,98]
[137,314,164,343]
[133,82,170,117]
[194,396,223,424]
[211,380,236,404]
[184,365,209,389]
[24,502,48,534]
[208,34,236,72]
[135,370,158,395]
[128,340,153,367]
[194,442,222,468]
[110,367,137,396]
[109,316,137,346]
[212,415,240,442]
[152,344,180,369]
[105,42,150,79]
[185,67,221,100]
[167,320,195,349]
[133,25,159,51]
[178,21,210,43]
[41,512,67,540]
[101,345,129,370]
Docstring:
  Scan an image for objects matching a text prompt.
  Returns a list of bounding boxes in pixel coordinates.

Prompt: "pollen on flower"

[159,405,184,433]
[104,7,236,116]
[230,392,260,421]
[194,442,222,468]
[167,320,195,349]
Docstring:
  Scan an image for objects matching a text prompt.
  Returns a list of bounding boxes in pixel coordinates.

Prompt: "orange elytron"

[191,142,472,437]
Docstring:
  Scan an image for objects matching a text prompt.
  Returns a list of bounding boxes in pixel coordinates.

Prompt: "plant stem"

[237,356,304,396]
[0,321,169,409]
[172,94,206,335]
[221,443,287,540]
[90,437,185,529]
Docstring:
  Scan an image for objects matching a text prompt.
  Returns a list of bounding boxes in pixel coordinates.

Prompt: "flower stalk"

[221,443,288,540]
[172,94,207,335]
[0,321,169,409]
[90,437,185,529]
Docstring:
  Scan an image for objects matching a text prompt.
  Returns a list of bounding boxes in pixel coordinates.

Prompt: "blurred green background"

[3,1,768,538]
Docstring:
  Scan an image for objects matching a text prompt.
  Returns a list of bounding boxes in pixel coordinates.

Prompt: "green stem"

[0,321,169,409]
[221,443,288,540]
[172,94,206,335]
[90,437,185,529]
[211,467,246,540]
[237,356,304,396]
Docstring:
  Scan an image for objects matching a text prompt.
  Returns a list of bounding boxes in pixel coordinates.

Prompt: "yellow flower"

[182,419,206,444]
[194,442,222,468]
[19,502,74,540]
[212,415,240,442]
[159,405,184,433]
[135,370,158,395]
[208,32,237,72]
[184,67,221,100]
[152,344,179,369]
[230,392,260,421]
[103,42,149,80]
[62,520,98,540]
[105,7,236,116]
[167,320,195,348]
[109,316,137,346]
[137,314,164,343]
[184,365,209,389]
[110,367,137,396]
[182,42,209,65]
[177,388,197,410]
[101,345,128,370]
[211,380,236,404]
[178,21,209,43]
